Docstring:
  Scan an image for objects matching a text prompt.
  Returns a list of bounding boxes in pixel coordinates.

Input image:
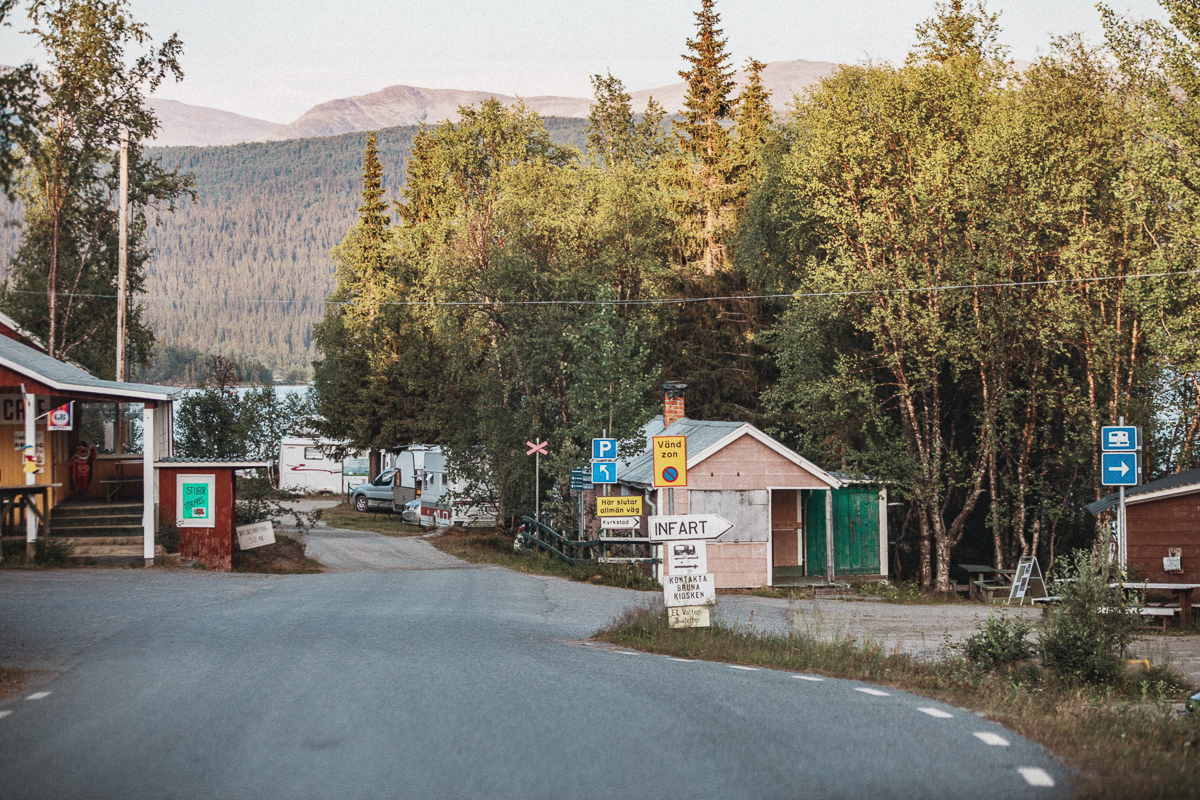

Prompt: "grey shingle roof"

[0,334,180,401]
[1085,466,1200,515]
[617,416,752,488]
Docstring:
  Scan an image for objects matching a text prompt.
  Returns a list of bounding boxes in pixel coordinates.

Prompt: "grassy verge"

[319,503,423,537]
[232,535,323,574]
[746,578,968,605]
[597,603,1198,800]
[429,527,660,590]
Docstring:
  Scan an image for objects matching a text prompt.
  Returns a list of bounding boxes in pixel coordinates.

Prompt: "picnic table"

[99,459,144,502]
[0,484,61,560]
[958,563,1017,602]
[1113,582,1200,628]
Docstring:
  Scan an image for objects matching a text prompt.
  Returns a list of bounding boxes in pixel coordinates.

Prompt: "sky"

[0,0,1174,124]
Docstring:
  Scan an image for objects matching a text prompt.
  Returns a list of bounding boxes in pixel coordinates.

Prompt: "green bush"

[33,537,72,566]
[962,613,1036,670]
[1039,550,1142,686]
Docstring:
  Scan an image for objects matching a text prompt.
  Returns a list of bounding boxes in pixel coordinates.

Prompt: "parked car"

[349,468,398,512]
[401,499,421,524]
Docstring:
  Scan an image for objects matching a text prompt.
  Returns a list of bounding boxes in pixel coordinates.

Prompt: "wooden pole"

[116,128,128,383]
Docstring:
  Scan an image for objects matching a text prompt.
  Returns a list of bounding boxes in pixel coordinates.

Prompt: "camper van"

[278,438,368,494]
[418,448,498,528]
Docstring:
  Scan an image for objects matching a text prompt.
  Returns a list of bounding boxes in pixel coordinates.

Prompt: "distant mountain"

[258,87,593,141]
[259,58,839,143]
[148,98,282,147]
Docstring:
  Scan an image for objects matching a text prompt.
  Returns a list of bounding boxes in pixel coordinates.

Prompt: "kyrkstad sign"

[599,516,640,530]
[596,495,642,517]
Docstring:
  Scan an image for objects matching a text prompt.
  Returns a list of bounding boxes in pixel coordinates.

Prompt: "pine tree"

[676,0,738,275]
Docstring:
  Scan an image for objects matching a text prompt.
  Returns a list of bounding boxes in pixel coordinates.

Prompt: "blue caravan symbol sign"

[1101,426,1138,452]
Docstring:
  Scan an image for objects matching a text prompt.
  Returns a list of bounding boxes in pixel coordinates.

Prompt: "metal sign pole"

[535,444,540,524]
[1118,485,1126,572]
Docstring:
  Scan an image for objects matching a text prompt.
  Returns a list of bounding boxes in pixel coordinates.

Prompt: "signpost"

[236,521,275,550]
[592,438,617,461]
[652,435,687,488]
[666,539,707,574]
[663,573,715,607]
[569,467,593,491]
[1006,556,1047,606]
[599,516,640,530]
[597,496,642,517]
[1101,420,1141,571]
[526,439,548,523]
[647,513,733,541]
[591,461,616,484]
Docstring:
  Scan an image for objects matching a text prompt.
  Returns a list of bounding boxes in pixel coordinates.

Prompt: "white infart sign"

[236,521,276,550]
[663,572,715,607]
[667,539,707,574]
[647,513,733,541]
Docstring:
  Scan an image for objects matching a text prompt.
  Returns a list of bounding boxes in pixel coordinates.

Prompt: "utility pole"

[116,128,128,383]
[115,128,129,454]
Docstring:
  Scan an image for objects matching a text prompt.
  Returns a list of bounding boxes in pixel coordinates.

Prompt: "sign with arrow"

[599,516,640,530]
[647,513,733,541]
[1102,452,1138,486]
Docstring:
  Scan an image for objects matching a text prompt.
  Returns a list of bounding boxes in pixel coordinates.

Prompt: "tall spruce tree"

[676,0,738,275]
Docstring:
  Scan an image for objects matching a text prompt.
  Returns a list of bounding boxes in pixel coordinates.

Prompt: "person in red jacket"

[68,442,97,494]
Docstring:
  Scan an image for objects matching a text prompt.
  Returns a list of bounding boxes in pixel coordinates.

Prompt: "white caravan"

[278,438,368,494]
[394,446,497,527]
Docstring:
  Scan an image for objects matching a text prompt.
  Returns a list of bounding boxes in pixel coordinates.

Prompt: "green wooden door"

[805,490,826,576]
[832,487,880,575]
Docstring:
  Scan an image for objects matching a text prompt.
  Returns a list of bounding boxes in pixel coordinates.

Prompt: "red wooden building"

[1088,467,1200,584]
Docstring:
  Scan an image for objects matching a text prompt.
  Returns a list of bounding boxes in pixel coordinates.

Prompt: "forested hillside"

[0,117,589,380]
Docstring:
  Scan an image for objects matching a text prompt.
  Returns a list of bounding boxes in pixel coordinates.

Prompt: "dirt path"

[277,499,476,572]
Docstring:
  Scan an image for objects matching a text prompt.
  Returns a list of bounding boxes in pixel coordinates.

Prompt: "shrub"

[33,537,72,566]
[962,613,1036,670]
[1039,550,1142,686]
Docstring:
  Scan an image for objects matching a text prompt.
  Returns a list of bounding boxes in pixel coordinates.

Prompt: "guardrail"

[517,515,659,566]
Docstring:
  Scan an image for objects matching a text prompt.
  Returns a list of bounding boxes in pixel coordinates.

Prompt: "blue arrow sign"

[592,438,617,461]
[1101,426,1138,452]
[1101,452,1139,486]
[591,462,616,484]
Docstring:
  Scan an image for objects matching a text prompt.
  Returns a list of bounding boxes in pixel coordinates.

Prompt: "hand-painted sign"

[236,521,275,550]
[176,474,216,528]
[597,495,642,517]
[652,435,687,488]
[647,513,733,541]
[668,605,711,628]
[663,573,715,607]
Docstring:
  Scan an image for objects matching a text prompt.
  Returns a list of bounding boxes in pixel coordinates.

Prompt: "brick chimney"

[662,382,688,428]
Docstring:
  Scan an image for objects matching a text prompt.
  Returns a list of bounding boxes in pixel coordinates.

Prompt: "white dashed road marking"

[855,688,890,697]
[917,707,954,719]
[728,665,759,671]
[25,692,50,701]
[791,675,824,682]
[1018,767,1055,787]
[670,658,693,663]
[0,710,10,719]
[973,732,1010,746]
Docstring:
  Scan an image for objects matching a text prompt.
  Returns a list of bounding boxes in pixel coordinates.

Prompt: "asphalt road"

[0,537,1072,799]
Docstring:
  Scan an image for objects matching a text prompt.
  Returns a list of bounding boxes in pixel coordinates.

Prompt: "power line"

[4,267,1196,307]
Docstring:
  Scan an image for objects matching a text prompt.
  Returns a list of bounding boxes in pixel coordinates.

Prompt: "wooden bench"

[99,477,142,502]
[973,579,1012,602]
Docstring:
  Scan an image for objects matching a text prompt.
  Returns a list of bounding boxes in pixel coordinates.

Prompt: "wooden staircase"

[49,501,161,566]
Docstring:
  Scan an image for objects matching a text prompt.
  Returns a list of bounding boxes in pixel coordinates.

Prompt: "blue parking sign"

[592,438,617,461]
[591,462,616,484]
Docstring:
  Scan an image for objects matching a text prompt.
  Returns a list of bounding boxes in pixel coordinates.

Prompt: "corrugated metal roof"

[1085,466,1200,515]
[0,334,180,401]
[618,416,756,488]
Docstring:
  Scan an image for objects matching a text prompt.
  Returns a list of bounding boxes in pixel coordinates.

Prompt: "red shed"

[1088,467,1200,584]
[156,459,268,572]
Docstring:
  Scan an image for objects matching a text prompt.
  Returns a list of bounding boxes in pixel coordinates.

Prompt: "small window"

[303,447,324,460]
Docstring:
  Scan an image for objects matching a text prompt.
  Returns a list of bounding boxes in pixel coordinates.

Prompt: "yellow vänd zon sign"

[652,435,687,488]
[596,496,643,517]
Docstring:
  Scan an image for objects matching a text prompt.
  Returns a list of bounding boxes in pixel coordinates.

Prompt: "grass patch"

[429,527,660,591]
[597,602,1200,800]
[746,579,963,604]
[232,535,323,574]
[319,503,423,537]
